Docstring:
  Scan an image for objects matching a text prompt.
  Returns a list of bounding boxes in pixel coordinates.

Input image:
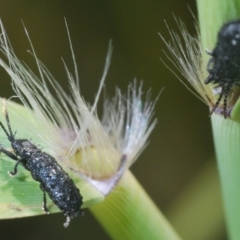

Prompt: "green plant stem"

[211,114,240,239]
[90,170,181,240]
[197,1,240,239]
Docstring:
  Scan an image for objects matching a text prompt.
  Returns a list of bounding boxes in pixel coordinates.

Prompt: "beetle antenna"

[1,100,14,141]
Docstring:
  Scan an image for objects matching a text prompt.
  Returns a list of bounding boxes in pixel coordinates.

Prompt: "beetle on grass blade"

[205,20,240,118]
[0,101,83,227]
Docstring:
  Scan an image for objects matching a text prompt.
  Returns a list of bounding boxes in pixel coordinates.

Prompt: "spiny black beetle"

[0,103,83,227]
[205,19,240,118]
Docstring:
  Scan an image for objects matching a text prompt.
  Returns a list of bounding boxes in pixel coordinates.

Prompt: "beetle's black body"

[205,20,240,118]
[0,106,83,227]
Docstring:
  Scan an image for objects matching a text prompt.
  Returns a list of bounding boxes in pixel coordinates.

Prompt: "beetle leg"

[0,146,22,175]
[63,216,71,228]
[9,157,24,176]
[0,146,18,160]
[40,185,49,214]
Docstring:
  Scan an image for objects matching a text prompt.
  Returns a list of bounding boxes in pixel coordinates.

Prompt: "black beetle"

[205,20,240,118]
[0,104,83,227]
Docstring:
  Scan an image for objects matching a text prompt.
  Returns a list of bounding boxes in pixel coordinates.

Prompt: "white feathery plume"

[0,20,157,195]
[160,17,214,107]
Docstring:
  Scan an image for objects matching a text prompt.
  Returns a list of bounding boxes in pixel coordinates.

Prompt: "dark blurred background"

[0,1,226,240]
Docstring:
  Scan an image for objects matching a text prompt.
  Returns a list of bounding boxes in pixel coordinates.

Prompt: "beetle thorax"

[12,139,37,157]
